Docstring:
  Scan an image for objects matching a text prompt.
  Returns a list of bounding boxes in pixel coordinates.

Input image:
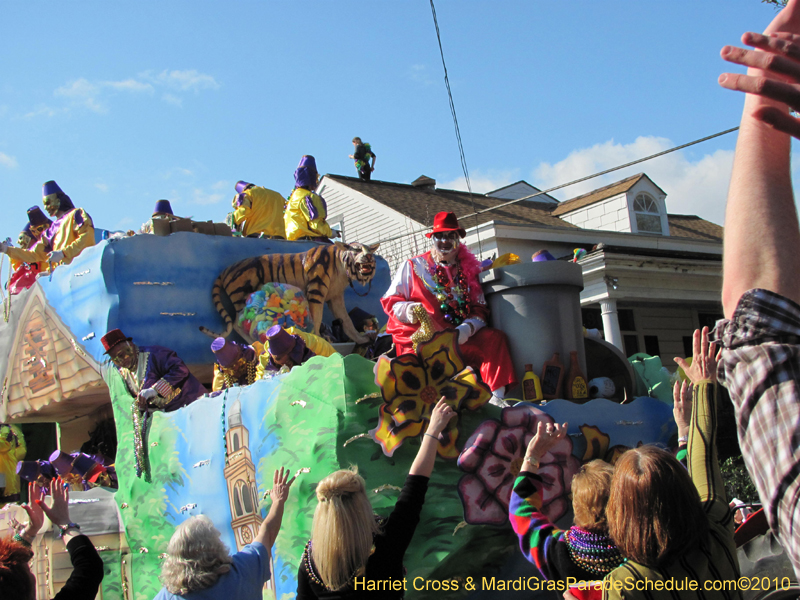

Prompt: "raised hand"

[427,397,457,437]
[268,467,295,504]
[21,482,46,541]
[37,476,71,527]
[673,379,693,441]
[674,326,719,385]
[524,420,568,467]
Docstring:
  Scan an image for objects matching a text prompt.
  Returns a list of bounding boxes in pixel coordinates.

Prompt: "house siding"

[561,194,631,232]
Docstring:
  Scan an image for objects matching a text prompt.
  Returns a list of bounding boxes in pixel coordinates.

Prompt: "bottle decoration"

[428,262,470,326]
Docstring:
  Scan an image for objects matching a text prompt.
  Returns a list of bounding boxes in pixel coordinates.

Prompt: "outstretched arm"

[256,467,295,549]
[409,398,456,477]
[718,0,800,316]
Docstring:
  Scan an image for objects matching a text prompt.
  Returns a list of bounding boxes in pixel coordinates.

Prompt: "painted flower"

[457,404,580,525]
[370,330,491,458]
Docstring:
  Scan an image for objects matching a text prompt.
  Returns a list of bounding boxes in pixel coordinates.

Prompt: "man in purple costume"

[262,325,316,373]
[101,328,208,412]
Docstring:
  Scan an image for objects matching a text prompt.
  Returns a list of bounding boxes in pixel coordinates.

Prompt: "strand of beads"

[429,263,470,326]
[565,526,625,576]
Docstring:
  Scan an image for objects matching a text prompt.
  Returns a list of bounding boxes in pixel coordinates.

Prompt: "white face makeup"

[432,231,460,263]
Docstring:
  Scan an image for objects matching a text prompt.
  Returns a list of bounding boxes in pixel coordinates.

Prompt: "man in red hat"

[101,328,208,412]
[381,211,517,404]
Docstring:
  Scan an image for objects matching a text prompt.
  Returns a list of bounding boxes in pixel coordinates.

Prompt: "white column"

[600,298,624,351]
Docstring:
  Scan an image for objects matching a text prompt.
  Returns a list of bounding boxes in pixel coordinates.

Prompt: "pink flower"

[457,404,580,526]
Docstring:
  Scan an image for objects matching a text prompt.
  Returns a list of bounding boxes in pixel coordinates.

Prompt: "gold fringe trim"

[372,484,402,494]
[343,433,370,447]
[355,392,381,404]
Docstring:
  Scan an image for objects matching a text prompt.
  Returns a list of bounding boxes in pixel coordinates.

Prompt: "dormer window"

[633,193,662,234]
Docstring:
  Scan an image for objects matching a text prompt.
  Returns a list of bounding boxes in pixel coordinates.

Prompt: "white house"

[318,172,724,365]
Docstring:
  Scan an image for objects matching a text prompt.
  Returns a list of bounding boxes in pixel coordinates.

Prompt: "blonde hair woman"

[155,468,294,600]
[297,398,456,598]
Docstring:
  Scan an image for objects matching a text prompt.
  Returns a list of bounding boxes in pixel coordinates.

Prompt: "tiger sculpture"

[199,242,380,345]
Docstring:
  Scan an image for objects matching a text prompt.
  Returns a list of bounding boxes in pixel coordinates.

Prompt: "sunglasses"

[433,231,459,241]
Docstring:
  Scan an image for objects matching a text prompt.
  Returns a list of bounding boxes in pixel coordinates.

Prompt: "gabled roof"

[324,174,579,230]
[551,173,666,216]
[666,214,723,242]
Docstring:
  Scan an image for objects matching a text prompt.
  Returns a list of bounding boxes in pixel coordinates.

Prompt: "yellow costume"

[6,208,95,270]
[284,188,334,241]
[233,185,286,238]
[0,424,26,501]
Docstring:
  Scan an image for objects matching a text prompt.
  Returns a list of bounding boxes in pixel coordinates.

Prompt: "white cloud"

[23,104,62,118]
[105,79,154,93]
[408,64,434,86]
[143,69,219,92]
[0,152,18,169]
[27,69,218,117]
[190,181,228,206]
[162,93,182,107]
[95,182,109,192]
[533,136,734,226]
[438,169,519,194]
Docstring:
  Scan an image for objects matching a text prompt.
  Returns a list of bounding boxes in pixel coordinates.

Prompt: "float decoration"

[370,330,492,458]
[237,282,312,342]
[457,404,580,526]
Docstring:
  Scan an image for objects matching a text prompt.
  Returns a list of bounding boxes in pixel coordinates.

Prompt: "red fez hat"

[426,211,466,238]
[101,328,132,354]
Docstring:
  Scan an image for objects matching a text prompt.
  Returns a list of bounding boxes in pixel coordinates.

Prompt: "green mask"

[43,194,60,215]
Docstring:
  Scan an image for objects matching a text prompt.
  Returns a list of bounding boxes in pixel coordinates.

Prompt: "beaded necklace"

[302,540,370,590]
[220,360,257,389]
[428,261,470,326]
[565,526,625,576]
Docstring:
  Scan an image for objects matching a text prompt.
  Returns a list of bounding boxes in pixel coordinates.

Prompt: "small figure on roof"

[284,155,337,242]
[140,199,180,234]
[260,324,316,374]
[381,211,518,405]
[102,328,208,412]
[0,181,95,271]
[210,337,262,391]
[230,180,286,238]
[349,136,376,182]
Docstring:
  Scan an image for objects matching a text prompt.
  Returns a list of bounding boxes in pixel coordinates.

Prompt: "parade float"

[0,229,678,600]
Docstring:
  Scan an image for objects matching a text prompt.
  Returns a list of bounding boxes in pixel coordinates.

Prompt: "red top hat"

[101,329,132,354]
[426,211,466,238]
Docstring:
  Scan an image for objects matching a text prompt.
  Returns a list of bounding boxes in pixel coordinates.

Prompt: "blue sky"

[0,1,788,237]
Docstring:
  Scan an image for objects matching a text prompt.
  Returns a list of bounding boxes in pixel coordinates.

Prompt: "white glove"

[48,250,65,263]
[139,387,158,400]
[405,302,424,324]
[456,323,472,345]
[0,242,7,254]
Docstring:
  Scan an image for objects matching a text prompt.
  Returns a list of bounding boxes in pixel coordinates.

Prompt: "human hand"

[48,250,65,263]
[38,477,71,526]
[268,467,296,505]
[672,379,693,441]
[348,154,354,159]
[427,397,457,436]
[137,387,157,411]
[21,482,46,541]
[406,302,424,324]
[456,323,471,345]
[563,590,579,600]
[674,326,719,384]
[0,241,7,254]
[524,421,568,465]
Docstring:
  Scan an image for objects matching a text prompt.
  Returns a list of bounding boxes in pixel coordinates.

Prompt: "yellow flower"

[370,331,491,458]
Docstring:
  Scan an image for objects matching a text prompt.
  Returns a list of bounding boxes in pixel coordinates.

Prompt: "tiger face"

[337,242,380,285]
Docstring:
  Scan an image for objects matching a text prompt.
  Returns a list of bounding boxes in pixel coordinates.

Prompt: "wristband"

[424,433,439,441]
[523,455,540,469]
[13,533,32,548]
[677,435,688,444]
[57,523,80,538]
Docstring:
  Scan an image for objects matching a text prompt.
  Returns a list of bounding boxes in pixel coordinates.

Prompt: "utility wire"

[429,0,482,254]
[377,126,739,246]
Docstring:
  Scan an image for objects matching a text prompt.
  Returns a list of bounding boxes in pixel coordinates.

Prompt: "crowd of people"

[5,1,800,597]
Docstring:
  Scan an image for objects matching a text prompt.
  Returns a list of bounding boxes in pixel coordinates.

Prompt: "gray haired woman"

[154,468,294,600]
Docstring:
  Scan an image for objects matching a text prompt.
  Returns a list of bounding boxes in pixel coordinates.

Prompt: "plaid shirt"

[714,288,800,579]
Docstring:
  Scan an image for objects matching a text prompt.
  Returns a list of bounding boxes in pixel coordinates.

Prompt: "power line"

[376,126,739,246]
[429,0,482,254]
